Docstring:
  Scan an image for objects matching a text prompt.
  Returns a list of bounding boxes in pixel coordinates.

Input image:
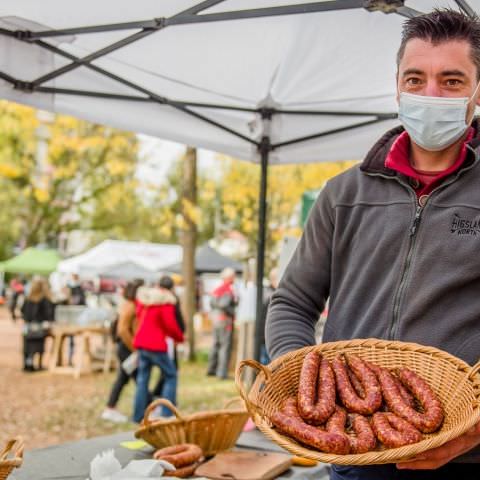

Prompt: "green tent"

[0,248,60,275]
[301,189,322,227]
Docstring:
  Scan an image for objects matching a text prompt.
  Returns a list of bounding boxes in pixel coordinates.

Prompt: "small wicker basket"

[0,437,24,480]
[134,398,250,457]
[235,338,480,465]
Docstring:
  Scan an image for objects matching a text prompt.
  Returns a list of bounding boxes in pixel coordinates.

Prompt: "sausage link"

[377,368,443,433]
[154,444,203,468]
[348,414,377,454]
[297,352,336,424]
[163,462,200,478]
[326,406,376,454]
[332,355,382,415]
[372,412,422,448]
[272,398,350,454]
[347,366,365,398]
[398,368,444,433]
[365,361,416,409]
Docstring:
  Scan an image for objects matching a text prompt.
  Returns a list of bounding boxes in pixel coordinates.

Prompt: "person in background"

[207,267,237,380]
[8,276,25,322]
[65,273,86,366]
[21,277,55,372]
[67,273,86,306]
[132,280,184,423]
[151,275,186,399]
[259,268,279,365]
[101,279,143,423]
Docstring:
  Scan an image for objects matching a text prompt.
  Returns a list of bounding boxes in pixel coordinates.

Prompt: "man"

[207,267,237,379]
[266,9,480,478]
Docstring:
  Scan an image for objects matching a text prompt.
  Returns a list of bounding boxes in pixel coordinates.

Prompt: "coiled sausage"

[332,355,382,415]
[377,367,443,433]
[153,444,203,468]
[272,398,350,454]
[297,352,336,424]
[372,412,422,448]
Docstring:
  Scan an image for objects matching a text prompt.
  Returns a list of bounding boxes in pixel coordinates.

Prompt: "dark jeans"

[152,347,179,398]
[106,341,137,408]
[331,463,478,480]
[207,319,233,379]
[133,349,177,423]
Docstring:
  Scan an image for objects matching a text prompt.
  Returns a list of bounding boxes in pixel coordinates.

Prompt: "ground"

[0,307,237,450]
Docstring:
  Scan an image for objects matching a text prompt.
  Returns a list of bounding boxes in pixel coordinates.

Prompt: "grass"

[0,348,239,450]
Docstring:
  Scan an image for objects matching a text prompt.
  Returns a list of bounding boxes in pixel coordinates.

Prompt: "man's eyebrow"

[439,69,466,77]
[402,68,424,77]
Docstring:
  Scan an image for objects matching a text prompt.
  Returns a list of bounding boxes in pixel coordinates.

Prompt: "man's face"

[397,38,480,121]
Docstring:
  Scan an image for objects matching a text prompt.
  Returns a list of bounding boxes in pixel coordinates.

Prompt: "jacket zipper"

[389,198,422,340]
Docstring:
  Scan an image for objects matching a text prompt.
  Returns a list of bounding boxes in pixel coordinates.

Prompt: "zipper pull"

[410,206,422,236]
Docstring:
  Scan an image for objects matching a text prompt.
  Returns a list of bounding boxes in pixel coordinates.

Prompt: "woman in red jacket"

[133,283,184,423]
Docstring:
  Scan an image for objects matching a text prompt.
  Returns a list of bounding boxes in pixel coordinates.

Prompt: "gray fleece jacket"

[266,121,480,462]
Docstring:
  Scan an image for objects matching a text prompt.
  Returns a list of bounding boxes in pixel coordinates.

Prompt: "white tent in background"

[1,0,476,358]
[57,240,182,279]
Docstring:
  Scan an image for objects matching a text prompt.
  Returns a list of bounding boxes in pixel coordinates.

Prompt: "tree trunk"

[181,147,197,361]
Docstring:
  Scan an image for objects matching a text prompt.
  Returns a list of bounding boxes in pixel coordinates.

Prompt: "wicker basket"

[235,338,480,465]
[0,437,24,480]
[134,398,250,457]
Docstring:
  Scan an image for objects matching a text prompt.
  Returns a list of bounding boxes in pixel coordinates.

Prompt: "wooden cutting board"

[195,450,292,480]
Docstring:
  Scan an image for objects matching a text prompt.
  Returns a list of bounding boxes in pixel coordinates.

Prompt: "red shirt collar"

[385,128,474,197]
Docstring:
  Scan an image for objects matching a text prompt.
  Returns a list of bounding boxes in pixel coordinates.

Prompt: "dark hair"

[397,9,480,79]
[159,275,174,290]
[123,280,143,301]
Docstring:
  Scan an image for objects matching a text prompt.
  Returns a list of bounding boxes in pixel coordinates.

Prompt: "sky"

[136,133,219,186]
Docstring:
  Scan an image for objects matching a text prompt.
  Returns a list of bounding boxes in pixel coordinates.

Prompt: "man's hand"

[396,421,480,470]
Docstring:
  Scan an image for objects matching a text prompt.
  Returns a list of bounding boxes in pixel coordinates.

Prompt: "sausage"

[365,361,416,409]
[163,462,200,478]
[326,406,376,454]
[348,414,377,454]
[347,365,365,398]
[153,444,203,468]
[372,412,422,448]
[376,367,443,433]
[297,352,336,424]
[398,368,444,433]
[332,355,382,415]
[272,397,350,454]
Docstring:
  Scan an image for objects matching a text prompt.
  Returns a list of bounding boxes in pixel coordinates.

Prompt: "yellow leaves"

[33,188,49,203]
[106,159,130,176]
[0,163,22,179]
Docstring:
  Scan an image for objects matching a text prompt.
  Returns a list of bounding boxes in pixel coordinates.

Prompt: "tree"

[0,101,139,256]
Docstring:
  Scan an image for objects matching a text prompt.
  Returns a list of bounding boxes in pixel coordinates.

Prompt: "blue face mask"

[398,85,480,151]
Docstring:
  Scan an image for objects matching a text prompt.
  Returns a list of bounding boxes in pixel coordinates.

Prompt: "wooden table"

[48,325,115,378]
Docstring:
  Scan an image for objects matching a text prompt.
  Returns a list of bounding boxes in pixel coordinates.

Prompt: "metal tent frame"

[0,0,474,360]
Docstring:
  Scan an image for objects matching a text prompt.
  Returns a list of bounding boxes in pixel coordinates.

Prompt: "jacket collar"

[360,118,480,175]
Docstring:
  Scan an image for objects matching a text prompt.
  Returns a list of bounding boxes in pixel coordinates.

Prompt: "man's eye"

[406,78,421,85]
[445,79,461,86]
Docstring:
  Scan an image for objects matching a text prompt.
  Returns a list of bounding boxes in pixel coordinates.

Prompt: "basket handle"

[0,437,24,462]
[468,359,480,382]
[235,359,271,414]
[143,398,185,426]
[223,396,245,409]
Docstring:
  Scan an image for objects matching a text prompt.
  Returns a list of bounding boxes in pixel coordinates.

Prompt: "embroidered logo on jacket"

[451,214,480,236]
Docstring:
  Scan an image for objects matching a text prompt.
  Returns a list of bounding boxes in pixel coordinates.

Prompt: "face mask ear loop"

[466,81,480,124]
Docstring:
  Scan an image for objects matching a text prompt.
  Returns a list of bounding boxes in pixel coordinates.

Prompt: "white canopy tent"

[57,240,182,279]
[1,0,477,358]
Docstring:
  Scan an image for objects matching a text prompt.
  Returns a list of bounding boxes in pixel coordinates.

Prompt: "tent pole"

[253,134,271,362]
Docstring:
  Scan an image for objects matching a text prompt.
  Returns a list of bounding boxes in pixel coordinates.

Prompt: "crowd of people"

[4,264,280,424]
